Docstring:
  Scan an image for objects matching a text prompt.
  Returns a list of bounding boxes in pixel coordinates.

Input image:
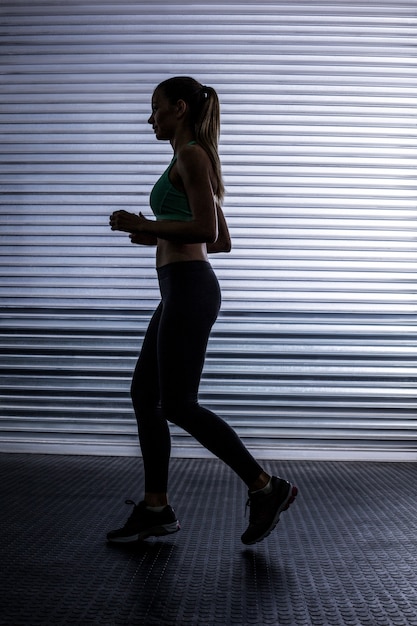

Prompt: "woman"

[108,76,297,545]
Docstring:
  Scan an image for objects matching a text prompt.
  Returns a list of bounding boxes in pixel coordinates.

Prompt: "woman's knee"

[131,379,159,417]
[160,399,197,428]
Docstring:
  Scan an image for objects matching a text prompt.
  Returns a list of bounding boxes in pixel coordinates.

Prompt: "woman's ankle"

[144,492,169,507]
[248,471,271,492]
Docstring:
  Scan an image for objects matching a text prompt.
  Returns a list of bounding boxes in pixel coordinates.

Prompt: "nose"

[148,114,154,125]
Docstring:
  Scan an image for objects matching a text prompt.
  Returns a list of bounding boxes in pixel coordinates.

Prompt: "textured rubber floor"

[1,454,416,626]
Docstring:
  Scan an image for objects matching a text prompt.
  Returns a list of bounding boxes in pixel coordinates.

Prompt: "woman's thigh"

[131,302,162,409]
[157,264,220,409]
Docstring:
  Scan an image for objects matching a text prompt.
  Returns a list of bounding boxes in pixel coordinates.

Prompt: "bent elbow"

[204,225,218,245]
[207,233,232,254]
[220,238,232,253]
[217,228,232,252]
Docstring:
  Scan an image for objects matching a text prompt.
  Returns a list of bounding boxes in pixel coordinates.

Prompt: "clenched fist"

[109,210,149,233]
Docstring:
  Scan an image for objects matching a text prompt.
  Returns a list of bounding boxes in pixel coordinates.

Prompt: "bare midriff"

[156,239,209,268]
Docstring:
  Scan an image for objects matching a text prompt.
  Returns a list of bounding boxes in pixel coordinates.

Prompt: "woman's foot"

[107,500,180,543]
[241,477,298,545]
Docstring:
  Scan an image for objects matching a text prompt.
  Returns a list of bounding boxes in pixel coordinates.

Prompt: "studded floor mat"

[1,453,416,625]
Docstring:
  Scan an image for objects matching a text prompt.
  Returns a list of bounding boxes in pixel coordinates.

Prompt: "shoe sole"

[243,483,298,546]
[107,521,180,543]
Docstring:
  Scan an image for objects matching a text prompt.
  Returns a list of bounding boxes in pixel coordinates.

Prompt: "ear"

[175,99,188,119]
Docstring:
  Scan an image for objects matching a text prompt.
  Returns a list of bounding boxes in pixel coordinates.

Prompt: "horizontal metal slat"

[1,0,416,458]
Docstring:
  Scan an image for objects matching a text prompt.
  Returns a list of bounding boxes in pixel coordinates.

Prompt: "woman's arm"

[207,204,232,253]
[117,203,231,252]
[129,231,157,246]
[110,145,219,244]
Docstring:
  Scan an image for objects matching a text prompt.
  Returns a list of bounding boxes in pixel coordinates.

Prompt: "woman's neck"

[171,130,196,154]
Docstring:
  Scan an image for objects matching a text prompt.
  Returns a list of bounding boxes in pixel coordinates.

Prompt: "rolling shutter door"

[1,0,416,460]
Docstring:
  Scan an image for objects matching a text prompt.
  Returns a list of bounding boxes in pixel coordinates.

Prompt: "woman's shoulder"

[176,142,210,169]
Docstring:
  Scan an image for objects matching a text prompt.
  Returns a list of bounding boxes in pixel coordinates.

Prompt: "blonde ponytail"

[157,77,225,202]
[195,86,224,202]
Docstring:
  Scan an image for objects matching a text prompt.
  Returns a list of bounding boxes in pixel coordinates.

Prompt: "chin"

[154,129,169,141]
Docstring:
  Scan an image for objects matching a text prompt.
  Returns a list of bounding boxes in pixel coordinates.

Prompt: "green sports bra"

[149,143,196,222]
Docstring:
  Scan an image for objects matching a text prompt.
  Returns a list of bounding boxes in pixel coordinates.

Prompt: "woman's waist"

[157,259,212,277]
[156,240,208,268]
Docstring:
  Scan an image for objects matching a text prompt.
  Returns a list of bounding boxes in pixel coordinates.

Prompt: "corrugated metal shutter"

[1,0,416,460]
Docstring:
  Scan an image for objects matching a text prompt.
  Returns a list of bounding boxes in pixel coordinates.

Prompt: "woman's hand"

[129,232,157,246]
[109,210,150,234]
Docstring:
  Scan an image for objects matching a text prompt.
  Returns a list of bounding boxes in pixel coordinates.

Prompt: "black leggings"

[131,260,263,493]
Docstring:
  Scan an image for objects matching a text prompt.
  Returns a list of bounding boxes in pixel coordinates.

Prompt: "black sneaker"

[107,500,180,543]
[241,476,297,545]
